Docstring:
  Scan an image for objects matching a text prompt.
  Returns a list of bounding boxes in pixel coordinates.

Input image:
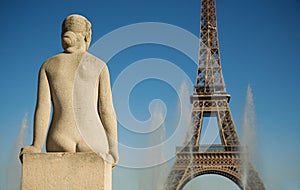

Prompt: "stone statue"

[20,14,118,167]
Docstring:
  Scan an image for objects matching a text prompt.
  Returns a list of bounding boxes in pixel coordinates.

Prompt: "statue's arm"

[98,65,118,165]
[20,65,51,160]
[31,65,51,150]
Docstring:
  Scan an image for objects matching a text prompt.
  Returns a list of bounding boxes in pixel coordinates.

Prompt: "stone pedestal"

[21,152,112,190]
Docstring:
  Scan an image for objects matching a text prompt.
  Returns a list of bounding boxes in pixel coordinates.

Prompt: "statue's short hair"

[61,14,92,51]
[62,14,91,36]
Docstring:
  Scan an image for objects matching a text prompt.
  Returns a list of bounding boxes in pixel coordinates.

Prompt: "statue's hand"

[19,146,41,163]
[109,151,119,168]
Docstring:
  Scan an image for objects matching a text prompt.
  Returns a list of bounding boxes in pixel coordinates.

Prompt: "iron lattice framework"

[165,0,265,189]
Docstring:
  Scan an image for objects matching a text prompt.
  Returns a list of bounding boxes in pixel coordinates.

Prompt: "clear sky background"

[1,0,300,190]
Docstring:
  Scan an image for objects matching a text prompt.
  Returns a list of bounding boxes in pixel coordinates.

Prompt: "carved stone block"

[21,153,112,190]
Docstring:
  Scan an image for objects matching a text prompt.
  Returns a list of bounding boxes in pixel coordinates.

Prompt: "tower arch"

[178,169,243,190]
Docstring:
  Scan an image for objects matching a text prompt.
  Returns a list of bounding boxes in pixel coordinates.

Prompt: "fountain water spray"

[179,80,192,146]
[178,80,196,190]
[136,99,167,190]
[241,85,258,189]
[6,113,29,190]
[149,101,167,190]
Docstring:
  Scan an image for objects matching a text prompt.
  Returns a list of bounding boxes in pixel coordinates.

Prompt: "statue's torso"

[42,52,109,153]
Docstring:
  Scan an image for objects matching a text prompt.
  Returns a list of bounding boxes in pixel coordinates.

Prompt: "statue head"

[61,14,92,53]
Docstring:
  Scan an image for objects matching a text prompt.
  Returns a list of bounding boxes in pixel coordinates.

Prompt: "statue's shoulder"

[45,53,65,62]
[41,53,65,69]
[84,52,107,67]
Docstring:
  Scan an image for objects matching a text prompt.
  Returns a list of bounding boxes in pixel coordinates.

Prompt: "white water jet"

[179,80,192,146]
[177,80,195,190]
[119,80,192,190]
[6,113,29,190]
[150,80,191,190]
[241,85,258,189]
[150,102,167,190]
[136,100,167,190]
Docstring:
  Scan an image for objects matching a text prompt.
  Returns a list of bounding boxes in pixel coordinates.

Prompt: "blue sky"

[1,0,300,189]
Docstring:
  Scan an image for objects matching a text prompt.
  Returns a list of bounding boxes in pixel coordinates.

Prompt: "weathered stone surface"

[21,153,112,190]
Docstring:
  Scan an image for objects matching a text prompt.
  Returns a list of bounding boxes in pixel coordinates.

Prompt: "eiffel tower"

[165,0,265,189]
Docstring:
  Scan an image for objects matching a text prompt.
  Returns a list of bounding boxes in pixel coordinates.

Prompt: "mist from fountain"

[135,99,168,190]
[116,80,193,190]
[149,101,167,190]
[241,85,258,189]
[178,80,195,190]
[6,114,29,190]
[181,81,193,147]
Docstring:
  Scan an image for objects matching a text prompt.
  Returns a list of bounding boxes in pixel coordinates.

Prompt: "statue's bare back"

[45,53,85,152]
[44,52,108,153]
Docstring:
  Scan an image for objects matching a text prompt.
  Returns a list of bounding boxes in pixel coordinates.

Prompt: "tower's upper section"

[194,0,226,95]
